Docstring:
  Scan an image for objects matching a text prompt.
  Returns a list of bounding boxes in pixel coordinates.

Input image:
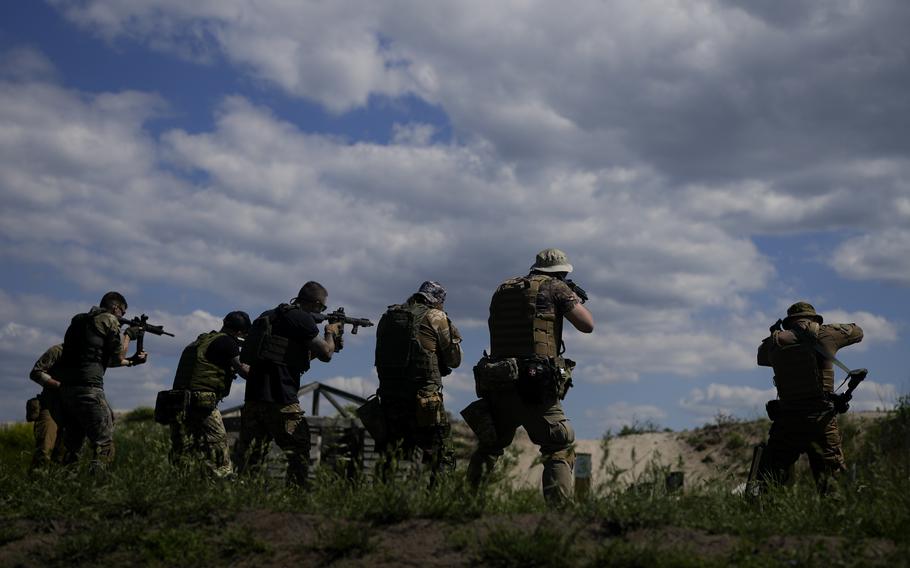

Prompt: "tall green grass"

[1,400,908,566]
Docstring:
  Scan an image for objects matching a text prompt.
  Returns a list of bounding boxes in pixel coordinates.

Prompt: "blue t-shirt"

[244,306,319,404]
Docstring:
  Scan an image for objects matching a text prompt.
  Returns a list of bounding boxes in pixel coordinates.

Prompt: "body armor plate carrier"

[173,331,231,397]
[488,275,558,359]
[374,302,440,391]
[240,304,310,372]
[61,311,110,388]
[770,340,826,403]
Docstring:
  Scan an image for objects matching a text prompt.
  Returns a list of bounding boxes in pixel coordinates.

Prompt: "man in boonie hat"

[465,248,594,506]
[756,301,864,495]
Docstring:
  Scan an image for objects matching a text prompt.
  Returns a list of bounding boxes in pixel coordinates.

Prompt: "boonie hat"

[530,248,573,273]
[417,281,447,304]
[783,301,823,325]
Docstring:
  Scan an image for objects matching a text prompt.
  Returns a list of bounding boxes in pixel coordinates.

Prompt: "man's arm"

[230,356,250,379]
[30,346,63,389]
[424,311,462,370]
[826,323,864,350]
[757,336,773,367]
[565,303,594,333]
[309,322,342,362]
[98,314,146,367]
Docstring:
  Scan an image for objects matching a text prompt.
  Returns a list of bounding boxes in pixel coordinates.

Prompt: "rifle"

[830,369,868,414]
[311,307,374,351]
[119,314,175,355]
[565,279,589,304]
[744,442,765,500]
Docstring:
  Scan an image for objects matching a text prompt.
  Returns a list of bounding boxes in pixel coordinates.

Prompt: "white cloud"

[822,309,899,351]
[831,229,910,287]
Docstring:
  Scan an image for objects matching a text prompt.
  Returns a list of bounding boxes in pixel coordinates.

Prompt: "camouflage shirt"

[30,344,64,396]
[417,303,463,387]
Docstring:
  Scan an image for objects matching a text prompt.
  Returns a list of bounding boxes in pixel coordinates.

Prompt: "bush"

[473,520,578,567]
[0,423,33,472]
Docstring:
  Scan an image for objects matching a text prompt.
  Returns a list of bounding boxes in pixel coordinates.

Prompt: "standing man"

[28,344,66,469]
[233,281,342,486]
[756,301,864,494]
[374,281,463,480]
[169,311,252,477]
[465,248,594,505]
[58,291,147,471]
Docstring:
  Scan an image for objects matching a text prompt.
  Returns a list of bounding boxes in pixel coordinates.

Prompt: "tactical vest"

[374,302,440,392]
[488,275,559,359]
[240,304,311,372]
[172,331,231,396]
[769,340,826,403]
[60,311,111,388]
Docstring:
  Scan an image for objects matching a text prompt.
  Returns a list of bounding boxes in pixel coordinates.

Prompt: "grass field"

[1,400,908,567]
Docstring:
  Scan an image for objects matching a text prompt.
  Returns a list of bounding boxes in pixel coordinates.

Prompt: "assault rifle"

[311,307,374,351]
[565,279,589,304]
[119,314,174,354]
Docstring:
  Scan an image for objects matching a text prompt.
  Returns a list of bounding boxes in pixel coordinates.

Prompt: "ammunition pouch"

[516,356,575,404]
[356,395,387,444]
[473,354,519,396]
[154,389,190,425]
[460,399,498,447]
[26,397,41,422]
[415,392,444,428]
[190,391,219,411]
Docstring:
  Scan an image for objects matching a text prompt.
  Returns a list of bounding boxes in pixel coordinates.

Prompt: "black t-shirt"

[244,306,319,404]
[205,334,241,382]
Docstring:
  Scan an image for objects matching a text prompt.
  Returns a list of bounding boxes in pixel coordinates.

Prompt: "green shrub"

[309,520,374,562]
[122,406,156,423]
[0,423,33,472]
[474,520,578,567]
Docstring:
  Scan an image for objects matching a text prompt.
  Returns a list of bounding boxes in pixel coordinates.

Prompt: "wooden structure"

[221,381,378,476]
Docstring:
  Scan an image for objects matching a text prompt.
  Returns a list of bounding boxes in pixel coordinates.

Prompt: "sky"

[1,0,908,438]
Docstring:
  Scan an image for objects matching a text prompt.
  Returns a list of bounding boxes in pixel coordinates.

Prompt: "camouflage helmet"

[530,248,573,273]
[417,280,447,305]
[783,301,823,325]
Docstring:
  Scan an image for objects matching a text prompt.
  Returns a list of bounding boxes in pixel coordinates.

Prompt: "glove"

[125,326,143,340]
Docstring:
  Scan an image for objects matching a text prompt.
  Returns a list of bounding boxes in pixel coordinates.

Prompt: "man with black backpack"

[233,282,342,486]
[373,281,463,480]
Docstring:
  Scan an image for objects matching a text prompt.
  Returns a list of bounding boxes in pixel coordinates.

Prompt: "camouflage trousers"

[31,392,65,470]
[376,393,455,482]
[232,400,311,486]
[467,389,576,505]
[170,406,232,478]
[59,386,115,471]
[758,412,846,494]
